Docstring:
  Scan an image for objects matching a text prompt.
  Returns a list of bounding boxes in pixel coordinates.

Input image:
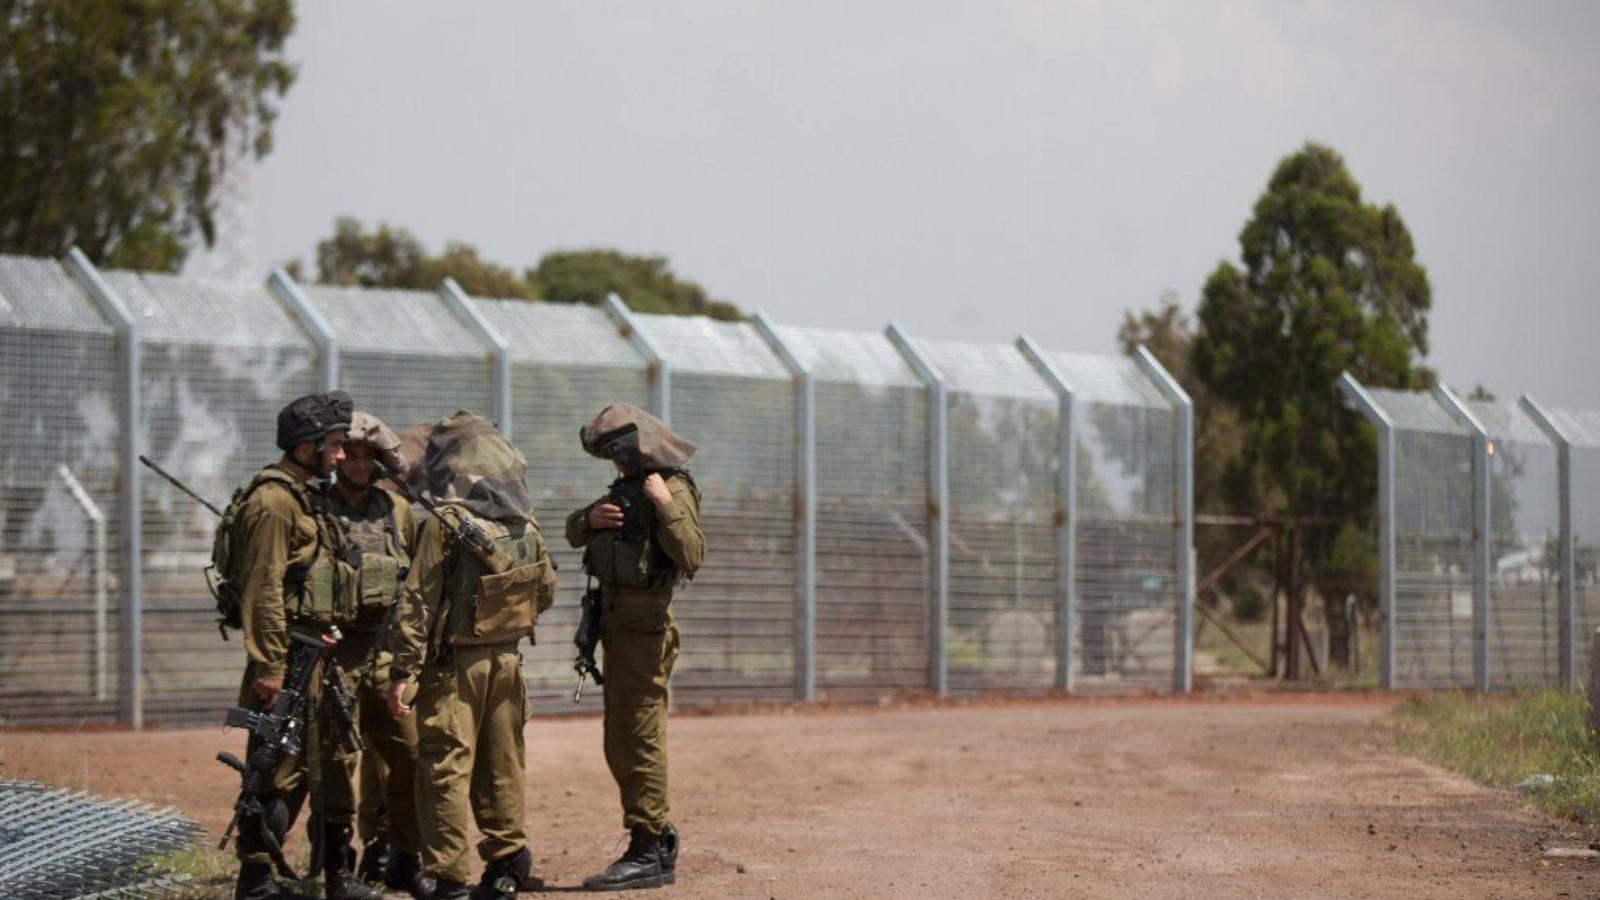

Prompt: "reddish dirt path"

[2,694,1591,898]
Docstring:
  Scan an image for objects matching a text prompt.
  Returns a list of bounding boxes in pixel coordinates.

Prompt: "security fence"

[0,251,1193,728]
[1342,375,1592,690]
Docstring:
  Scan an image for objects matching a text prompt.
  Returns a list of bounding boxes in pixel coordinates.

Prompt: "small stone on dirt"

[1543,848,1600,859]
[737,863,747,874]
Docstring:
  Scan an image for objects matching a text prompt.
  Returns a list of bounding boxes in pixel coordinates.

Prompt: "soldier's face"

[338,441,375,489]
[317,432,348,476]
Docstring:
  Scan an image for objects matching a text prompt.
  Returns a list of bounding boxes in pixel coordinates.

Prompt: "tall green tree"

[302,217,744,319]
[0,0,296,270]
[1191,142,1433,665]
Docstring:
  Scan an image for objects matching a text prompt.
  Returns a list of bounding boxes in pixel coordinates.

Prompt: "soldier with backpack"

[384,412,558,900]
[316,411,431,899]
[565,404,704,892]
[216,390,381,900]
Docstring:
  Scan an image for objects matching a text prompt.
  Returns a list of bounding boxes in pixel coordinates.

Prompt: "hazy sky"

[251,0,1600,408]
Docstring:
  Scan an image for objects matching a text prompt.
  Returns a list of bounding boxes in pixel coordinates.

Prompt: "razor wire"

[0,779,201,899]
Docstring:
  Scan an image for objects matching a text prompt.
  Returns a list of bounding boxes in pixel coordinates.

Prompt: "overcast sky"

[250,0,1600,408]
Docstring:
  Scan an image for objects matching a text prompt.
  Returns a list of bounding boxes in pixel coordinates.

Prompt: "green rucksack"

[207,468,351,638]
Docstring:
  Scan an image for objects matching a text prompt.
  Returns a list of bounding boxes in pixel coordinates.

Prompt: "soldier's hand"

[387,679,413,718]
[587,502,625,530]
[252,676,284,704]
[642,473,671,509]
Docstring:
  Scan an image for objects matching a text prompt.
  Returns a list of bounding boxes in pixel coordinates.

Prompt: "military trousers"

[415,641,529,884]
[599,587,680,835]
[233,649,360,864]
[349,628,423,855]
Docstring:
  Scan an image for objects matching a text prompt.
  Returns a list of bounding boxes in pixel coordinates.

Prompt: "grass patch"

[159,844,319,899]
[1392,690,1600,830]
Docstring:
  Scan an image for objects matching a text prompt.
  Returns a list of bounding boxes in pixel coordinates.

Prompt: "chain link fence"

[0,251,1193,728]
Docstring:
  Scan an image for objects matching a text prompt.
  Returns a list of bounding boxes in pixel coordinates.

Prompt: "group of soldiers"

[222,390,704,900]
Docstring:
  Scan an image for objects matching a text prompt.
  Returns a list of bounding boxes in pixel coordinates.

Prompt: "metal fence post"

[885,323,948,697]
[603,294,671,424]
[62,247,142,728]
[1338,373,1397,688]
[1134,346,1194,694]
[752,313,817,701]
[1015,335,1076,693]
[57,465,107,701]
[267,268,339,392]
[1434,384,1491,691]
[440,278,513,439]
[1520,395,1576,687]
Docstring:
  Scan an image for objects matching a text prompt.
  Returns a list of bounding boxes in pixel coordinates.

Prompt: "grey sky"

[252,0,1600,408]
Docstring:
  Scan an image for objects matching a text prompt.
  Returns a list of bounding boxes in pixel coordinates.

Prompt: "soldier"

[385,412,558,900]
[565,404,704,892]
[319,411,431,898]
[227,391,380,900]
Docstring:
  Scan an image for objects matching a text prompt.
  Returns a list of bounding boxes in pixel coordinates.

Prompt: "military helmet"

[276,390,354,450]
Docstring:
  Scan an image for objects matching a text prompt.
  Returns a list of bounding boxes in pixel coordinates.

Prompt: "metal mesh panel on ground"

[780,325,931,699]
[1469,400,1561,688]
[1373,388,1476,688]
[1553,409,1600,686]
[303,285,492,431]
[1053,351,1178,694]
[472,298,649,712]
[106,271,319,724]
[638,314,796,703]
[0,257,123,726]
[921,338,1058,695]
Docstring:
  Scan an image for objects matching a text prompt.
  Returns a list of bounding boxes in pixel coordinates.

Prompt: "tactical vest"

[211,468,361,633]
[435,507,556,649]
[335,489,410,625]
[582,470,698,590]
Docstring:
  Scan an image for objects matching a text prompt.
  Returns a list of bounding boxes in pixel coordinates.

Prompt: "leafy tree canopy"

[0,0,296,270]
[304,217,743,320]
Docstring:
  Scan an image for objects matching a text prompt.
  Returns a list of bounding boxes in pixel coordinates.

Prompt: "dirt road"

[2,694,1591,898]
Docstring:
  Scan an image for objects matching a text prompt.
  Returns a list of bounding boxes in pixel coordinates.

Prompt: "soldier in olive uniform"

[565,404,704,892]
[228,391,380,900]
[319,412,431,898]
[385,412,558,900]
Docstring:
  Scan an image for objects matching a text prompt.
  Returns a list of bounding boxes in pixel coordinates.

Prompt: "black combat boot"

[429,879,473,899]
[357,839,390,884]
[233,862,316,900]
[472,846,542,899]
[660,825,679,873]
[385,849,438,899]
[323,822,383,900]
[582,827,674,891]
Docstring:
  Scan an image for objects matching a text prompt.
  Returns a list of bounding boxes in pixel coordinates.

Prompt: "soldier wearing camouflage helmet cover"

[313,411,431,898]
[227,390,381,900]
[385,412,558,900]
[566,404,704,892]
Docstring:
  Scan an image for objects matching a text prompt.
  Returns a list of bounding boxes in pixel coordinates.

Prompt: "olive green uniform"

[231,466,361,865]
[565,473,704,835]
[390,506,558,884]
[325,486,423,855]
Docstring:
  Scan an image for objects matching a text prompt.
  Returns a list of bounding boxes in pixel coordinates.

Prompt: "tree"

[302,217,745,319]
[1190,142,1433,666]
[314,217,532,299]
[0,0,296,270]
[528,249,742,321]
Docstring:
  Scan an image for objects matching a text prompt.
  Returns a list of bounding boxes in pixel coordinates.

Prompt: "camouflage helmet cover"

[579,403,696,471]
[346,410,406,477]
[423,410,534,523]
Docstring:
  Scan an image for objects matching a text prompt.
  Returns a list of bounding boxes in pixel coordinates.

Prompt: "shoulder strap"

[379,490,405,557]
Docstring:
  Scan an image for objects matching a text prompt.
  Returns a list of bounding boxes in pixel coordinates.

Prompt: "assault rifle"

[573,580,605,702]
[215,625,362,879]
[372,458,509,575]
